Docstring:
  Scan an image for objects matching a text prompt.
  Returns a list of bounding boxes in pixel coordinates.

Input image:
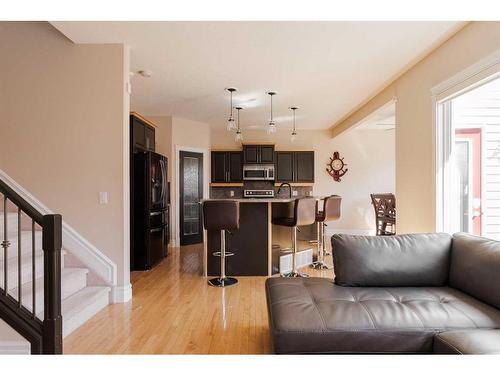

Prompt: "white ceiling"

[51,21,465,130]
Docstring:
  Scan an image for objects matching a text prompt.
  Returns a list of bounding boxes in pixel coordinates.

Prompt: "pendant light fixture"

[234,106,243,142]
[226,87,237,131]
[267,91,277,134]
[290,106,298,142]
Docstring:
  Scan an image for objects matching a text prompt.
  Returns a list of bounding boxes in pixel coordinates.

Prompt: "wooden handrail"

[0,178,62,354]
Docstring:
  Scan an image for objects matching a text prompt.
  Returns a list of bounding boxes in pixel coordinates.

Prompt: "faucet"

[277,182,292,199]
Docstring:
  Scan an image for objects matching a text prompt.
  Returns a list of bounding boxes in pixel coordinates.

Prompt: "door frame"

[174,145,210,247]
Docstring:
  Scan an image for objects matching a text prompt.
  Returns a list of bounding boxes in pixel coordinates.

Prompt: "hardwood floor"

[64,243,334,354]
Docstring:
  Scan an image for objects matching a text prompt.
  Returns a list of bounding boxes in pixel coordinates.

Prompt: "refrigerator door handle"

[159,159,165,204]
[161,159,167,206]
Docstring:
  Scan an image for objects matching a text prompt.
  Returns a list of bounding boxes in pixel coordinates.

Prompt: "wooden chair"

[370,193,396,236]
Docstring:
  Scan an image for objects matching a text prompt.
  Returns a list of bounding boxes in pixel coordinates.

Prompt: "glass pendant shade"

[290,106,298,142]
[267,92,277,134]
[234,106,243,142]
[235,130,243,142]
[267,120,277,134]
[227,116,236,131]
[226,87,237,132]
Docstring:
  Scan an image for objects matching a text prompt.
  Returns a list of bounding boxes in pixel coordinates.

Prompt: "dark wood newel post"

[42,214,63,354]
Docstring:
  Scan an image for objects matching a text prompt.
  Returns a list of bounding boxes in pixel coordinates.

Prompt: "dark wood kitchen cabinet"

[243,145,275,164]
[275,151,295,182]
[211,151,243,183]
[295,151,315,182]
[275,151,314,183]
[130,112,155,151]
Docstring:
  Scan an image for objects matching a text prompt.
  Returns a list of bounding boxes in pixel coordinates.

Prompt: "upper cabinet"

[275,151,294,182]
[295,151,315,182]
[131,113,155,151]
[210,146,314,185]
[275,151,315,183]
[243,145,275,164]
[211,151,243,183]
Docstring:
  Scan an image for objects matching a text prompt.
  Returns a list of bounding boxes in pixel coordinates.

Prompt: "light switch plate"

[230,191,234,197]
[99,192,108,204]
[292,190,298,196]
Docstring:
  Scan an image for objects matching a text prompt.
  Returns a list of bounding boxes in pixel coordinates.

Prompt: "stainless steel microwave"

[243,164,275,181]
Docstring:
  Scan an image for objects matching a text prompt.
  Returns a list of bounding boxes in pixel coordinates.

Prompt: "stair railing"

[0,178,62,354]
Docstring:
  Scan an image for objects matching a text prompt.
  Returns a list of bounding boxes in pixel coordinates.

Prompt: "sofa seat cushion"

[434,330,500,354]
[265,277,500,354]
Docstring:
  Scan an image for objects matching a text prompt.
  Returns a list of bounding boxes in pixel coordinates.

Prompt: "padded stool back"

[202,200,240,231]
[294,197,317,227]
[316,195,341,222]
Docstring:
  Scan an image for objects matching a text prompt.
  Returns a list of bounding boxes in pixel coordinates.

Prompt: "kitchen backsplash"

[210,181,313,199]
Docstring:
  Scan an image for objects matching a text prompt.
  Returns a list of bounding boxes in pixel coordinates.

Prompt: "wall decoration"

[326,151,348,182]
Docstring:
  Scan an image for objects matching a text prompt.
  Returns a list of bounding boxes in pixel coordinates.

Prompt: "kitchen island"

[203,198,320,276]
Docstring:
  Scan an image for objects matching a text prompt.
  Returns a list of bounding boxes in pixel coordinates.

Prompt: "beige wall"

[0,22,130,290]
[211,127,395,232]
[146,116,211,244]
[333,21,500,233]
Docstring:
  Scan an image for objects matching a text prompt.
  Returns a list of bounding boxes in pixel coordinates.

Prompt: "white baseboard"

[0,169,118,291]
[325,228,375,236]
[110,283,132,304]
[0,340,31,355]
[0,319,30,354]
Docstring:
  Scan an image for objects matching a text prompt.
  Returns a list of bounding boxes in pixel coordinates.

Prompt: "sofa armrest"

[434,330,500,354]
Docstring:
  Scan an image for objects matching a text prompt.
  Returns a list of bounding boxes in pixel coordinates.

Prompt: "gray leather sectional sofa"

[265,233,500,354]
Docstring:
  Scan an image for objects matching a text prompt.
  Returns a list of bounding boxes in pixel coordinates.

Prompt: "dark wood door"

[211,151,227,182]
[295,151,315,182]
[243,145,259,164]
[276,152,295,182]
[260,145,275,163]
[180,151,203,245]
[228,152,243,182]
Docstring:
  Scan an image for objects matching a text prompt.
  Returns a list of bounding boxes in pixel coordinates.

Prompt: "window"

[436,76,500,239]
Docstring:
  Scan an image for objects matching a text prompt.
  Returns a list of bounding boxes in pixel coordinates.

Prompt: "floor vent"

[279,248,313,274]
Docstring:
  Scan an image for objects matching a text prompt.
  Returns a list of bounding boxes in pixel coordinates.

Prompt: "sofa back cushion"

[332,233,452,287]
[449,233,500,309]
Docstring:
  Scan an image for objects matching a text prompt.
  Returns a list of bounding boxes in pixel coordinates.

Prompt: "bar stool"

[273,197,317,277]
[202,200,240,287]
[310,195,341,270]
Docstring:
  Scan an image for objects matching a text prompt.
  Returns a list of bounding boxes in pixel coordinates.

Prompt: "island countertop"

[201,197,324,203]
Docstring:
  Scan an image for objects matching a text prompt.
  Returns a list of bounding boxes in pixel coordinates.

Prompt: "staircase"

[0,177,112,354]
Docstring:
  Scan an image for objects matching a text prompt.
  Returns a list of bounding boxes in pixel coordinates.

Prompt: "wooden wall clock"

[326,151,348,182]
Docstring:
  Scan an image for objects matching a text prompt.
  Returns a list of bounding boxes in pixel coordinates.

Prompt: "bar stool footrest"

[208,277,238,287]
[281,271,309,278]
[310,261,333,270]
[212,251,235,257]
